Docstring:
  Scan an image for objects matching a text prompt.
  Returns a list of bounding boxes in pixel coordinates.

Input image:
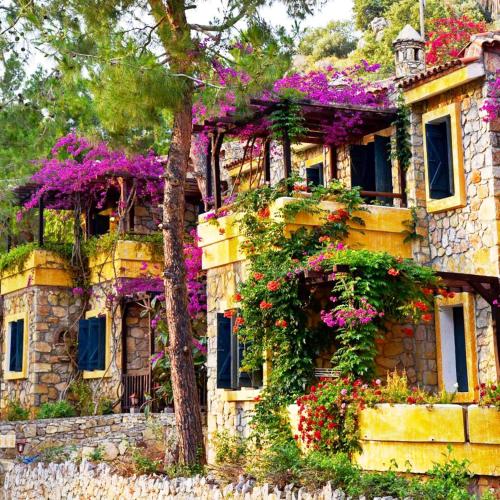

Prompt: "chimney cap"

[394,24,424,44]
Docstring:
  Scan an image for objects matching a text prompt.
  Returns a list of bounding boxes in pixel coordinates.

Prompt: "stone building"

[0,174,201,413]
[195,29,500,474]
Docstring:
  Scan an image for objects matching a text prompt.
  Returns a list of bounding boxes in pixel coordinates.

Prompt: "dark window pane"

[350,143,376,194]
[453,306,468,392]
[425,118,454,199]
[216,314,233,389]
[306,163,324,187]
[374,135,393,204]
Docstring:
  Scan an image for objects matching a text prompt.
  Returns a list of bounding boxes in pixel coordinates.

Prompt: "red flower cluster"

[327,209,349,223]
[402,327,414,337]
[224,309,235,318]
[259,300,273,310]
[296,377,367,453]
[233,293,242,302]
[414,301,428,312]
[275,319,288,328]
[253,272,264,281]
[257,206,270,219]
[266,280,281,292]
[387,268,400,276]
[233,316,245,332]
[426,17,487,66]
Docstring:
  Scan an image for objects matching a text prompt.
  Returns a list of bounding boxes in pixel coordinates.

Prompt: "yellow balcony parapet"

[358,403,465,443]
[468,405,500,445]
[198,197,413,270]
[88,240,163,285]
[0,249,73,295]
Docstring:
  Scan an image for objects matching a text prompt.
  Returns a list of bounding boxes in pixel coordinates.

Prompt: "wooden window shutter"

[425,118,454,199]
[96,316,106,371]
[88,317,101,370]
[78,319,91,371]
[374,135,393,203]
[216,314,233,389]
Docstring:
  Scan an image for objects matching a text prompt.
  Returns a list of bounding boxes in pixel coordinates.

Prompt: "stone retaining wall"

[3,461,348,500]
[0,413,175,460]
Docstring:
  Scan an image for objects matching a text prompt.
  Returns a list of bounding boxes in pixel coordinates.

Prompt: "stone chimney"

[393,24,426,78]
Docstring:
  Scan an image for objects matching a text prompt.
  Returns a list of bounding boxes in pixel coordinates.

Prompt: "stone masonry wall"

[408,77,499,384]
[0,412,175,461]
[0,286,82,411]
[3,461,355,500]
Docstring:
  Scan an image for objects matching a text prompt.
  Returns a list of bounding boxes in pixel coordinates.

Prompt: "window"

[425,117,454,199]
[3,313,28,380]
[8,319,24,373]
[423,103,465,212]
[216,313,263,390]
[306,163,324,187]
[78,316,107,374]
[350,134,393,203]
[435,293,478,402]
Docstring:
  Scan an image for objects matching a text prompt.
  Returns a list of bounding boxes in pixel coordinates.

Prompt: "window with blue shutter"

[216,314,233,389]
[306,163,324,187]
[216,312,264,390]
[78,316,106,371]
[425,117,454,200]
[8,319,24,372]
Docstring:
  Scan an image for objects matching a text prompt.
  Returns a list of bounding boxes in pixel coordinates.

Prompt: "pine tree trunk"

[163,96,205,465]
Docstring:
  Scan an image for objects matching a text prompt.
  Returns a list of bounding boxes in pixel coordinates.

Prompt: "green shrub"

[6,400,30,421]
[36,400,76,419]
[213,430,247,465]
[87,446,104,462]
[132,448,162,474]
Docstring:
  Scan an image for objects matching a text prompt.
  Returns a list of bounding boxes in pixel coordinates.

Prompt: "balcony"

[88,239,163,285]
[197,197,413,271]
[0,248,73,295]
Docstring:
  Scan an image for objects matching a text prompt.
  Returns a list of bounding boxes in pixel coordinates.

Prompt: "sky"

[188,0,354,29]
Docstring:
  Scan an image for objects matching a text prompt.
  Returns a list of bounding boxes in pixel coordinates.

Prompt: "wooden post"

[264,139,271,183]
[213,132,224,210]
[329,146,337,181]
[283,129,292,180]
[38,195,44,247]
[205,138,212,208]
[399,163,408,207]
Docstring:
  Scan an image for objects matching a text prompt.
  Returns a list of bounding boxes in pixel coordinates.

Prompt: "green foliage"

[353,0,394,30]
[87,445,104,462]
[392,93,412,172]
[44,211,75,245]
[213,431,248,465]
[36,400,77,419]
[298,20,358,61]
[0,241,72,274]
[132,448,162,474]
[270,93,307,143]
[38,444,78,463]
[5,400,29,421]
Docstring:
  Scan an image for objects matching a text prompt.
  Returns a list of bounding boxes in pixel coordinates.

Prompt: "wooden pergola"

[194,98,400,209]
[11,173,200,249]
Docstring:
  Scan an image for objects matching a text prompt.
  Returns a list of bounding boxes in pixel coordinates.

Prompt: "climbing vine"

[227,180,440,441]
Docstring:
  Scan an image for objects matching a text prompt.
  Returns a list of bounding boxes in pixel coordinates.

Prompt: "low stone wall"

[4,461,349,500]
[0,413,175,460]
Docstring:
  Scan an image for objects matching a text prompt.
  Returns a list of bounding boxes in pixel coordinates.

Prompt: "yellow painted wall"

[198,198,412,270]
